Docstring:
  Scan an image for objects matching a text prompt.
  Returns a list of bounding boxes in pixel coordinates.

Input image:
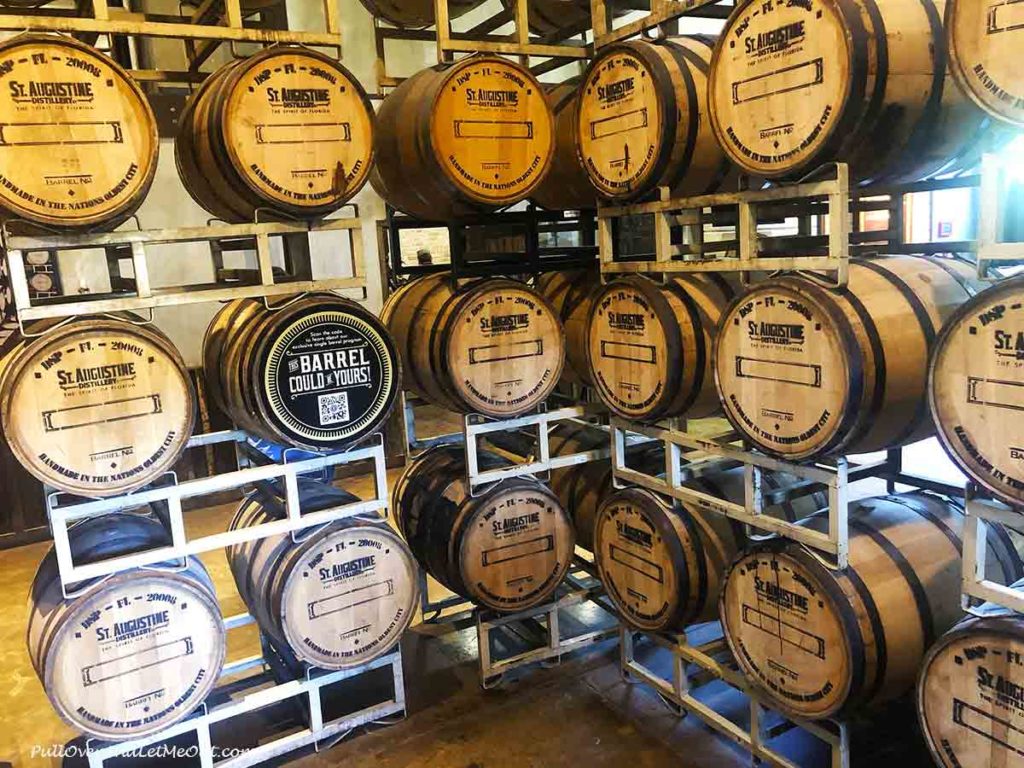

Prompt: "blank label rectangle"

[589,109,648,140]
[732,58,825,105]
[953,698,1024,756]
[82,637,193,687]
[600,341,656,364]
[256,122,351,144]
[482,535,553,566]
[609,544,663,583]
[736,357,821,388]
[307,579,394,620]
[454,120,533,139]
[741,605,825,659]
[469,340,543,364]
[989,2,1024,34]
[0,121,122,147]
[43,395,162,433]
[968,377,1024,412]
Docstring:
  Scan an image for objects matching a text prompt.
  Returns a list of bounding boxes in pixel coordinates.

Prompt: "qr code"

[318,392,350,426]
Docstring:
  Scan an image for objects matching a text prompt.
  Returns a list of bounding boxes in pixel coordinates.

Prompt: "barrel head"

[0,35,157,229]
[430,57,554,208]
[948,0,1024,127]
[458,482,574,612]
[715,281,855,459]
[721,547,854,720]
[709,0,852,178]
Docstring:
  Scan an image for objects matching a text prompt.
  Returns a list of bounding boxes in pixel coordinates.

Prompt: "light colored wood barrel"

[228,479,418,669]
[588,273,735,422]
[175,46,374,223]
[0,317,195,497]
[536,269,600,387]
[381,275,564,418]
[577,36,739,204]
[594,471,825,633]
[918,583,1024,768]
[720,492,1024,720]
[394,445,575,612]
[203,293,399,451]
[947,0,1024,127]
[27,511,225,740]
[0,34,157,230]
[708,0,995,183]
[371,56,555,221]
[930,275,1024,508]
[530,84,597,211]
[357,0,484,28]
[715,255,983,460]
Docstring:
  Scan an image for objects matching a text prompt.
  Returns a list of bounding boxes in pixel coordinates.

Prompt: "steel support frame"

[609,417,964,570]
[476,557,618,688]
[84,646,405,768]
[3,216,366,324]
[46,432,389,588]
[620,626,849,768]
[962,489,1024,612]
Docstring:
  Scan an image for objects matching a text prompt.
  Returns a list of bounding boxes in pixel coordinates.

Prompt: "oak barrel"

[577,36,739,204]
[594,471,825,633]
[530,84,597,211]
[394,445,575,612]
[720,492,1024,720]
[371,56,555,221]
[228,479,418,669]
[708,0,995,183]
[381,275,564,418]
[176,46,374,222]
[357,0,484,28]
[0,317,195,497]
[589,273,736,422]
[715,255,982,460]
[536,268,600,387]
[203,293,400,451]
[27,511,225,740]
[0,34,157,230]
[918,582,1024,768]
[947,0,1024,127]
[930,275,1024,508]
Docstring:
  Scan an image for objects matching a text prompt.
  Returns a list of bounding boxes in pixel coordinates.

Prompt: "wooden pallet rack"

[0,0,343,84]
[962,487,1024,613]
[373,0,591,95]
[598,156,1024,285]
[620,624,849,768]
[589,0,731,50]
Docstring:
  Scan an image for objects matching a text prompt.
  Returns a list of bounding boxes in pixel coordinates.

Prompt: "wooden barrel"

[588,273,735,422]
[27,511,225,740]
[576,36,739,204]
[918,583,1024,768]
[371,56,555,221]
[946,0,1024,127]
[715,255,983,460]
[930,275,1024,508]
[175,46,374,223]
[720,492,1024,720]
[594,470,825,633]
[530,84,597,211]
[0,34,157,230]
[394,445,575,612]
[536,268,600,387]
[708,0,995,183]
[0,317,195,497]
[357,0,485,28]
[203,293,399,451]
[228,479,418,669]
[381,275,564,418]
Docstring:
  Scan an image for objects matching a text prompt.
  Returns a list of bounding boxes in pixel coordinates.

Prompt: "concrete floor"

[0,407,959,768]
